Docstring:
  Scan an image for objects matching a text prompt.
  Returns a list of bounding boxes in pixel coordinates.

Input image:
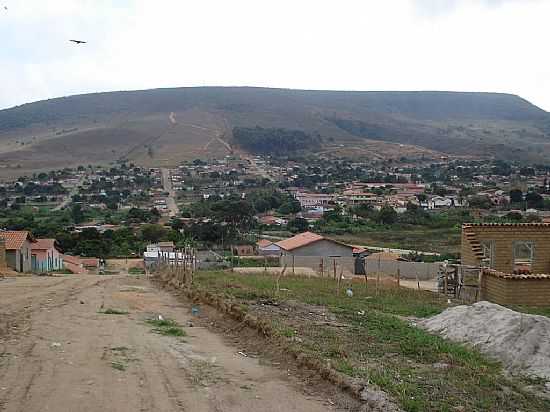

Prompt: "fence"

[279,255,441,280]
[279,255,356,278]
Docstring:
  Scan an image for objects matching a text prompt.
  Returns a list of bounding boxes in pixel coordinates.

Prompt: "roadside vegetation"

[193,271,550,412]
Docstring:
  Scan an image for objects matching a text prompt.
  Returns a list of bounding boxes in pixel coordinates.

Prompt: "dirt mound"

[420,301,550,380]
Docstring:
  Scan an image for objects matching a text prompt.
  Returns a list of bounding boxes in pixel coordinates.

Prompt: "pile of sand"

[420,301,550,380]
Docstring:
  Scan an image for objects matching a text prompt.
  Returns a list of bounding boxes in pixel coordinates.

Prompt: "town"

[1,153,550,273]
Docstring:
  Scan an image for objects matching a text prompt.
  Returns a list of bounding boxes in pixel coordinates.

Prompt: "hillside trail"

[0,275,338,412]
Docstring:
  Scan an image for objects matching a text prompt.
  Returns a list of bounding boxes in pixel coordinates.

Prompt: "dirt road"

[161,168,179,217]
[0,275,338,412]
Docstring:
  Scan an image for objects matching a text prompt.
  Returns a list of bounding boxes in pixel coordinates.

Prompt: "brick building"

[461,223,550,306]
[462,223,550,274]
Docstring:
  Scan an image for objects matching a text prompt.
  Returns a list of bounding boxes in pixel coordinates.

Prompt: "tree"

[468,195,492,209]
[140,224,168,243]
[525,192,543,209]
[510,189,523,203]
[71,204,85,224]
[376,205,398,225]
[287,217,309,233]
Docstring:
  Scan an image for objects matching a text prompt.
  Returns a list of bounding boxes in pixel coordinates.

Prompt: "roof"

[464,223,550,228]
[0,231,34,250]
[257,239,274,248]
[81,258,99,267]
[276,232,324,251]
[32,238,58,251]
[365,252,402,261]
[62,255,82,265]
[157,241,175,247]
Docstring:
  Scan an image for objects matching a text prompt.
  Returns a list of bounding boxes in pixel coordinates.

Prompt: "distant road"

[54,176,84,211]
[161,168,179,217]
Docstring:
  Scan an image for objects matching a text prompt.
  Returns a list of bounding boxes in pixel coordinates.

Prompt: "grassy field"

[193,271,550,412]
[333,226,461,255]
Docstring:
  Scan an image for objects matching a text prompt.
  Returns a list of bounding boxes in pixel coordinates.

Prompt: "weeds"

[193,270,550,412]
[110,361,126,371]
[100,308,129,315]
[146,318,186,337]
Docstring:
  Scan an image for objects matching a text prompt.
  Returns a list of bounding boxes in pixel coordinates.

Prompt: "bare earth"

[0,275,338,412]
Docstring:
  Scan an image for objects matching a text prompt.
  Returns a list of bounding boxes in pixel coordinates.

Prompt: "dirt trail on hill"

[0,275,340,412]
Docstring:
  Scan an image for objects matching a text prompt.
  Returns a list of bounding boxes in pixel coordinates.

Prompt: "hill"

[0,87,549,176]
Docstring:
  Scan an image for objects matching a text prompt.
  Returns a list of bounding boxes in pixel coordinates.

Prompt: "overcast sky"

[1,0,549,111]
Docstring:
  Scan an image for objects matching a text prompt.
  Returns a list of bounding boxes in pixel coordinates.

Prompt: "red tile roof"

[0,231,34,250]
[275,232,325,251]
[31,238,57,251]
[257,239,274,248]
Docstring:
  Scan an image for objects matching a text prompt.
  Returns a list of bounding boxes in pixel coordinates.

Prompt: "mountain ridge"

[0,86,549,176]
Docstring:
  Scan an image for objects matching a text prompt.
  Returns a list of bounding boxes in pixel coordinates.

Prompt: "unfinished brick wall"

[480,270,550,306]
[461,224,550,274]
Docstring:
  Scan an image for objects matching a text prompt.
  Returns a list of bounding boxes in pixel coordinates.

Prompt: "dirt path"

[161,168,179,217]
[0,275,339,412]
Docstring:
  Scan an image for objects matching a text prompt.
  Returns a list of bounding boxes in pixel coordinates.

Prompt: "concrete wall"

[281,255,356,276]
[285,240,354,258]
[481,271,550,306]
[462,225,550,273]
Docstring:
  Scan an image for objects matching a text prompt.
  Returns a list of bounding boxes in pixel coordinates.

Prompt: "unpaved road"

[161,168,179,218]
[0,275,337,412]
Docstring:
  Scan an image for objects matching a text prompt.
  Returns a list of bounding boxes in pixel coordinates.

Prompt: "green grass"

[193,270,550,412]
[110,361,126,371]
[333,226,461,255]
[510,305,550,318]
[128,267,145,275]
[100,308,129,315]
[146,318,186,337]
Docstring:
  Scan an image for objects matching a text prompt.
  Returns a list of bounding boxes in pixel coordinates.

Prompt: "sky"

[1,0,549,111]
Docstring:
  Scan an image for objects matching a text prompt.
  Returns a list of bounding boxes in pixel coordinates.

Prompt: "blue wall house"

[31,239,63,273]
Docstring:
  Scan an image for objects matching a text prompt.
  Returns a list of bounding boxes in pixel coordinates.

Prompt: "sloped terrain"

[0,87,549,175]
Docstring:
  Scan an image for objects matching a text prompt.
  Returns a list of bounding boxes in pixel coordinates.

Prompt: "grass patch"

[510,305,550,318]
[100,308,128,315]
[128,267,145,275]
[193,270,550,412]
[146,318,186,337]
[110,361,126,371]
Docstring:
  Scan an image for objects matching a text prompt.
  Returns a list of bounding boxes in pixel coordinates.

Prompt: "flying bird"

[69,39,87,44]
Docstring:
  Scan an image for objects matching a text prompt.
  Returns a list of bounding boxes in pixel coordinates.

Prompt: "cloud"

[0,0,549,112]
[412,0,541,16]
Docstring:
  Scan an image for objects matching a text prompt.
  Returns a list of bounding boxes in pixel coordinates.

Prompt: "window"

[480,241,495,268]
[513,241,534,269]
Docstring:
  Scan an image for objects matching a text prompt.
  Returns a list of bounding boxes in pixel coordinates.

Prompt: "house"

[31,239,63,273]
[0,231,35,272]
[146,242,175,253]
[276,232,354,257]
[231,244,256,256]
[294,192,335,209]
[462,223,550,306]
[461,223,550,273]
[257,239,282,256]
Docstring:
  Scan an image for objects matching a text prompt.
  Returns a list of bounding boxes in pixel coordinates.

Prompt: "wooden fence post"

[397,267,400,288]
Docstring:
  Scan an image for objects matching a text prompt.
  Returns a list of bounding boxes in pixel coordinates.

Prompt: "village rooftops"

[0,231,35,250]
